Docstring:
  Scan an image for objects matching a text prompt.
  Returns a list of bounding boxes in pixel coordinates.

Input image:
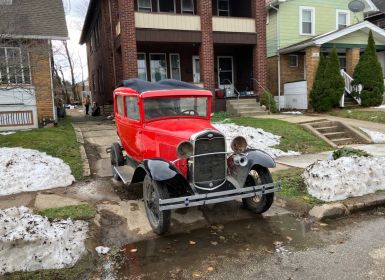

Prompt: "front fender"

[227,149,276,188]
[141,158,193,196]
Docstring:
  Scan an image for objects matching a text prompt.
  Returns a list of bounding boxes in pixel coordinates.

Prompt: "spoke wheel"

[242,166,274,214]
[143,175,171,235]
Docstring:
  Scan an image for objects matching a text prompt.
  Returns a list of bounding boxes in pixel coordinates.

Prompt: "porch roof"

[279,21,385,54]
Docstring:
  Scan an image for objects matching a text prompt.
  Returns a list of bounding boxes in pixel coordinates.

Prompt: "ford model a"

[110,79,281,235]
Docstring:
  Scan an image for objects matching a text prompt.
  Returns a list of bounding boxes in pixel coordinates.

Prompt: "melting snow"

[0,132,16,136]
[0,207,88,275]
[281,111,303,115]
[0,147,75,196]
[213,123,300,158]
[373,105,385,109]
[303,157,385,202]
[360,127,385,144]
[96,246,111,255]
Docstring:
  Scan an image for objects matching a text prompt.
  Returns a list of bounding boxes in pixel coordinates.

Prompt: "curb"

[309,192,385,220]
[72,124,91,177]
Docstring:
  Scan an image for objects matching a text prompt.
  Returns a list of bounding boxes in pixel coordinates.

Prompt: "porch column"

[252,0,268,96]
[118,0,138,79]
[198,0,215,94]
[305,46,321,94]
[346,48,360,77]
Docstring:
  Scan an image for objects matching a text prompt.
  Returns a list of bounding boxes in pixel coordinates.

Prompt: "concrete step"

[332,137,355,146]
[240,111,268,116]
[323,131,347,140]
[227,99,259,105]
[315,126,339,133]
[310,121,335,129]
[228,103,261,109]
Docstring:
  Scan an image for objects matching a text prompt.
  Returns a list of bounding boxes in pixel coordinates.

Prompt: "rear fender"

[132,159,193,196]
[227,149,276,188]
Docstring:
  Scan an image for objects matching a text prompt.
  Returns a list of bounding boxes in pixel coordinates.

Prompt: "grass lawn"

[212,113,332,154]
[330,109,385,124]
[273,168,322,206]
[0,117,83,180]
[35,204,96,221]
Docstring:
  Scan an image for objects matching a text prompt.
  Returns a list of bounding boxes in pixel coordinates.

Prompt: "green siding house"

[266,0,385,109]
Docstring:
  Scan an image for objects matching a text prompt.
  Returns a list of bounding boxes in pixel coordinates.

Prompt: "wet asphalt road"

[114,209,385,280]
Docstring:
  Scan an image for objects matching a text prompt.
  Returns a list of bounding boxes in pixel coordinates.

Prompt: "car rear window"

[144,97,207,120]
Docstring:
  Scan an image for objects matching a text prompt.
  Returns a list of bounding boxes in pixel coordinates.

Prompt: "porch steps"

[344,94,360,108]
[226,99,267,117]
[301,120,372,147]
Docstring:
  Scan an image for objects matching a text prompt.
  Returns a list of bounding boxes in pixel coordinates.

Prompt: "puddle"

[115,214,322,279]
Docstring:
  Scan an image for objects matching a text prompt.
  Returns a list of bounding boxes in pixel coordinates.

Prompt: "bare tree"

[62,40,79,102]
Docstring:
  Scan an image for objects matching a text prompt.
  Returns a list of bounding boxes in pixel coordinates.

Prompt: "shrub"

[310,54,330,112]
[260,91,278,113]
[352,31,384,107]
[332,147,371,160]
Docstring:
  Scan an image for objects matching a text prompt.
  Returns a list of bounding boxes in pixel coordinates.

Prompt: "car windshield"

[144,97,208,120]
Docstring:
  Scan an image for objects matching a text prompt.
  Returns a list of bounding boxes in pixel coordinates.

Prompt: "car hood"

[144,118,218,140]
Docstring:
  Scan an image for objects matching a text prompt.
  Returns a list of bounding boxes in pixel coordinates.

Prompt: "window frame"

[288,55,299,68]
[217,0,230,16]
[137,52,148,81]
[181,0,194,14]
[116,95,124,116]
[170,53,181,80]
[0,46,31,85]
[125,96,141,121]
[157,0,176,13]
[137,0,152,12]
[299,6,315,36]
[149,53,168,82]
[336,10,350,30]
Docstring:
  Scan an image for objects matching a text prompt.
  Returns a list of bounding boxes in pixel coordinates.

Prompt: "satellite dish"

[348,0,365,13]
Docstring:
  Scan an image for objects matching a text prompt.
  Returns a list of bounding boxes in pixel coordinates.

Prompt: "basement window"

[289,55,298,68]
[158,0,175,13]
[181,0,194,14]
[138,0,152,12]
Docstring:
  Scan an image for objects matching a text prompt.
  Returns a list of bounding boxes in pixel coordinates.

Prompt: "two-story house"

[367,0,385,28]
[80,0,267,112]
[0,0,68,131]
[266,0,385,110]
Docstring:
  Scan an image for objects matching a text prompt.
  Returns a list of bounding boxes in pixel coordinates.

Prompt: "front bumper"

[159,182,281,211]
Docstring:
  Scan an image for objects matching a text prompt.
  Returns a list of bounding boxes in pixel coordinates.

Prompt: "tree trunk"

[63,41,78,101]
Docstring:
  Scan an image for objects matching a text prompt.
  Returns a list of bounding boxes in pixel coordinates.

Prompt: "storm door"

[218,56,235,97]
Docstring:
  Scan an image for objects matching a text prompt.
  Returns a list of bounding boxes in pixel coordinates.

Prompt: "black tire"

[143,175,171,235]
[242,166,274,214]
[110,142,124,180]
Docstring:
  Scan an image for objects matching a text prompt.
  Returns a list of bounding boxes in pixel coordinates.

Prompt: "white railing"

[340,69,362,107]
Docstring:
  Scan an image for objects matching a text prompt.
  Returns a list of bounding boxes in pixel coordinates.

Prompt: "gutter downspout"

[269,4,281,111]
[48,40,57,124]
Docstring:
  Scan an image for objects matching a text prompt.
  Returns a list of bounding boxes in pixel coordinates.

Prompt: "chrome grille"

[193,131,226,190]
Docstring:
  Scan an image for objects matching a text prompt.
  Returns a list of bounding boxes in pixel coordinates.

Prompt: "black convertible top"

[117,79,204,93]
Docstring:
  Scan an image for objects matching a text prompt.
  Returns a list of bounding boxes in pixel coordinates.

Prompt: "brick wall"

[305,46,321,94]
[281,54,305,91]
[267,56,278,95]
[29,40,54,123]
[346,48,360,77]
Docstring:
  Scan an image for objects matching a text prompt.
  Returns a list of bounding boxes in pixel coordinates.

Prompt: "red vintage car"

[110,79,281,234]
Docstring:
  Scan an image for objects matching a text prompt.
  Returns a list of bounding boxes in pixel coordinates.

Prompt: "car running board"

[113,165,135,184]
[159,182,281,211]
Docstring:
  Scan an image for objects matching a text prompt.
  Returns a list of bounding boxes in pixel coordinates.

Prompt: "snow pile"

[373,105,385,109]
[213,123,300,158]
[0,207,88,275]
[0,131,15,136]
[281,111,303,115]
[0,148,75,196]
[303,156,385,202]
[96,246,111,255]
[360,127,385,143]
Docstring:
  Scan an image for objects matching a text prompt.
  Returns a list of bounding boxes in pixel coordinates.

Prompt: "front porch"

[269,21,385,110]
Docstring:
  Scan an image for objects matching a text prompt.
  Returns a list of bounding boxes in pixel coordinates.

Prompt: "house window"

[337,10,350,30]
[217,0,230,16]
[181,0,194,14]
[339,56,346,70]
[94,19,101,47]
[289,55,298,68]
[116,95,124,116]
[170,53,181,80]
[0,47,31,85]
[137,53,147,81]
[300,7,315,35]
[150,54,167,82]
[138,0,152,12]
[158,0,175,13]
[125,97,140,120]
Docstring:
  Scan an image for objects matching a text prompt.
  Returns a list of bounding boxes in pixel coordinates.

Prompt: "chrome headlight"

[231,136,248,153]
[176,141,193,159]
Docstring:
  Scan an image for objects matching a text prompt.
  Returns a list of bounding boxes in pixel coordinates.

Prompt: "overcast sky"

[54,0,89,83]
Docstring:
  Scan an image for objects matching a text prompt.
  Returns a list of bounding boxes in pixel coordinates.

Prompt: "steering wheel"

[181,109,199,116]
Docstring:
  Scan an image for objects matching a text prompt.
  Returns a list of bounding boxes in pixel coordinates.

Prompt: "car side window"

[125,96,140,121]
[116,95,124,116]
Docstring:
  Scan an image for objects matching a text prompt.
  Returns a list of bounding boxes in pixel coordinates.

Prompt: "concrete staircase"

[226,99,267,117]
[302,119,372,147]
[343,94,360,108]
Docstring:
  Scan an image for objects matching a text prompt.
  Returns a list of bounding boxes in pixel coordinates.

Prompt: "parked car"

[109,79,281,234]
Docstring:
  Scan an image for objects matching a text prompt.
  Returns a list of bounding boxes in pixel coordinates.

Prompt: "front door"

[218,56,235,97]
[192,56,200,84]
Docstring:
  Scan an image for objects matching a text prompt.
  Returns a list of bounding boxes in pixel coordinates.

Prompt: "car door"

[120,95,143,161]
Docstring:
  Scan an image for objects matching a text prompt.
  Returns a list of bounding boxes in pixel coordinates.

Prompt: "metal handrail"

[222,79,241,116]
